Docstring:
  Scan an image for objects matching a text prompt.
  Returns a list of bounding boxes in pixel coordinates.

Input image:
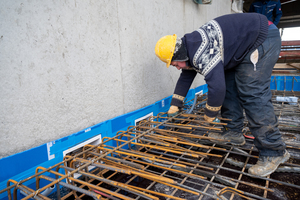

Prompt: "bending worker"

[154,13,289,177]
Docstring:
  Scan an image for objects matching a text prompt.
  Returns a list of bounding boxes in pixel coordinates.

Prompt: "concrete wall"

[0,0,231,158]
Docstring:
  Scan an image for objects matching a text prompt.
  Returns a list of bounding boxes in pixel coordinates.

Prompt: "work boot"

[208,130,245,146]
[248,150,290,177]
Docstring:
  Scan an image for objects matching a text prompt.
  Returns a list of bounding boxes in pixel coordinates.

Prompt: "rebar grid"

[1,91,300,200]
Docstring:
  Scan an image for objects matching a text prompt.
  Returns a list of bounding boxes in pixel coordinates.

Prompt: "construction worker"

[249,0,282,26]
[154,13,290,177]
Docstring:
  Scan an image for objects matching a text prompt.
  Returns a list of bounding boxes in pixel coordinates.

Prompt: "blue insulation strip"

[0,145,48,182]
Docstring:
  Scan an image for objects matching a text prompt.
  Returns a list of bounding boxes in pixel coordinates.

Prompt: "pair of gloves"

[168,105,217,122]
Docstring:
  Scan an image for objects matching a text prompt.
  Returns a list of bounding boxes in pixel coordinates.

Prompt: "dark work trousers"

[221,28,286,157]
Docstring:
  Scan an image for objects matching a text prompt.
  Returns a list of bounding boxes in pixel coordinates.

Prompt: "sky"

[281,27,300,41]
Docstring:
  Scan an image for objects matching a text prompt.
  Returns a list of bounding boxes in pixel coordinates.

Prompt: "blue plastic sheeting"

[0,145,48,183]
[271,75,300,91]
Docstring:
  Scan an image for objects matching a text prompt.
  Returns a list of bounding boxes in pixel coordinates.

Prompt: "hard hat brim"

[166,34,177,68]
[166,60,171,68]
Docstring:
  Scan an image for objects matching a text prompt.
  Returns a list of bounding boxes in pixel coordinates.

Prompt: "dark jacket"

[170,13,268,118]
[249,0,282,26]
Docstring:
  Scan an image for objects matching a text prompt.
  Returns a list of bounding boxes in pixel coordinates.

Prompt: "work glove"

[204,115,216,122]
[167,105,180,117]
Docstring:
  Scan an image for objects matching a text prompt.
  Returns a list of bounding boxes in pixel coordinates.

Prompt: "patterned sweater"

[170,13,268,118]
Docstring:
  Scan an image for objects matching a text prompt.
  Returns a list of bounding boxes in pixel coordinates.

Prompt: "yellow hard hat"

[155,34,177,68]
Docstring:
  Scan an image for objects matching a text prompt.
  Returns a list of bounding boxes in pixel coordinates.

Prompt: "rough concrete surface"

[0,0,231,158]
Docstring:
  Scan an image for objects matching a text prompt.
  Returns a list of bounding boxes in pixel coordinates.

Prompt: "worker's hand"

[204,115,216,122]
[168,105,180,117]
